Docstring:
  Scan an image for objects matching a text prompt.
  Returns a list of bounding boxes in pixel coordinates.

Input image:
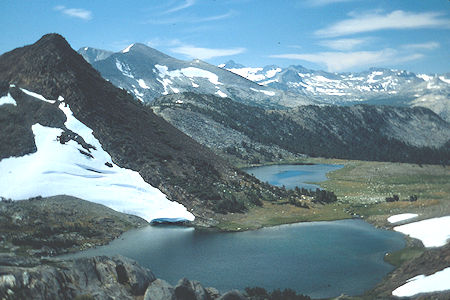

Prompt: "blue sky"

[1,0,449,73]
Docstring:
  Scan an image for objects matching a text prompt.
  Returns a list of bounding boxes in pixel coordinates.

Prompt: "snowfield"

[250,88,276,96]
[0,93,16,106]
[394,216,450,247]
[388,213,418,224]
[155,64,222,85]
[0,90,194,223]
[392,267,450,297]
[215,90,227,98]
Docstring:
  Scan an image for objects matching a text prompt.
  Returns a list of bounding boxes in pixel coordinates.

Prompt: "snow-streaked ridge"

[122,44,135,53]
[0,93,16,106]
[0,89,194,222]
[20,88,55,104]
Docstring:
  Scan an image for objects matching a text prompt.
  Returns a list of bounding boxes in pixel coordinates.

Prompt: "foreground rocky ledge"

[0,195,148,257]
[0,255,245,300]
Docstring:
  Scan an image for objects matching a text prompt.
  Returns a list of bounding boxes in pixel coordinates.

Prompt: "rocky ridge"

[152,93,304,166]
[151,93,450,165]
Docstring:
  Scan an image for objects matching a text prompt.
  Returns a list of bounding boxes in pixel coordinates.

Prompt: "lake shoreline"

[60,218,406,299]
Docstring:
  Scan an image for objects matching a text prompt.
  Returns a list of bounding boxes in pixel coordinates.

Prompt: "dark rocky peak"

[0,33,103,102]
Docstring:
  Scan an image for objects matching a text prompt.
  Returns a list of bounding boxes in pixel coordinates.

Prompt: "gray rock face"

[0,255,155,300]
[175,278,211,300]
[143,277,223,300]
[152,93,303,165]
[144,279,176,300]
[218,290,247,300]
[78,47,113,64]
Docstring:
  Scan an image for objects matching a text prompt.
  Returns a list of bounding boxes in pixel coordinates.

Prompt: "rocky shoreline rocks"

[0,254,247,300]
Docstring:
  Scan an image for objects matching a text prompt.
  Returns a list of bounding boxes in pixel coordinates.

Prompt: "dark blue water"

[243,164,343,190]
[62,219,404,298]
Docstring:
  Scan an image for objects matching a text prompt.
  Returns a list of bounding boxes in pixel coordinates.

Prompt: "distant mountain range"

[220,60,450,121]
[78,44,314,109]
[77,44,450,165]
[79,46,449,122]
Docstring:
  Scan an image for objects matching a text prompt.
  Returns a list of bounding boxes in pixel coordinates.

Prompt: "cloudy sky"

[1,0,449,73]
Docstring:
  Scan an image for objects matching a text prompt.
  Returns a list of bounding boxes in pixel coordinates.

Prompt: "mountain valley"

[0,33,449,300]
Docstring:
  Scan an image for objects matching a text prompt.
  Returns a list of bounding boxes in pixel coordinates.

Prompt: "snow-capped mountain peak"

[79,44,314,108]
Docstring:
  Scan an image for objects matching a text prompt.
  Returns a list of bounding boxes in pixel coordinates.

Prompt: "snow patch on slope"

[417,74,433,81]
[137,79,150,89]
[20,88,55,104]
[0,90,194,222]
[226,66,281,82]
[438,76,450,84]
[0,93,16,106]
[115,59,134,78]
[250,88,275,96]
[215,90,227,98]
[388,213,418,224]
[394,216,450,247]
[155,64,222,85]
[392,267,450,297]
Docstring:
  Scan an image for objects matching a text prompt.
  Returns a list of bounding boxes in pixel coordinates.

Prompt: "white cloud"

[319,38,368,51]
[306,0,356,7]
[163,0,196,14]
[195,11,235,22]
[146,10,235,25]
[316,10,450,37]
[270,49,423,72]
[403,42,440,50]
[170,45,246,60]
[147,38,183,48]
[54,6,92,20]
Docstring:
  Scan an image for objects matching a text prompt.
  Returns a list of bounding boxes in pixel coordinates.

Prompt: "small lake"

[62,220,405,298]
[243,164,343,190]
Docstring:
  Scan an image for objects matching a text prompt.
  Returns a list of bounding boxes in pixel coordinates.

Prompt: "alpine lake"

[63,164,406,299]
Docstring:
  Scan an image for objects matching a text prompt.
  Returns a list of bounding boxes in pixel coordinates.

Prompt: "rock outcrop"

[0,255,247,300]
[0,195,147,257]
[0,255,155,300]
